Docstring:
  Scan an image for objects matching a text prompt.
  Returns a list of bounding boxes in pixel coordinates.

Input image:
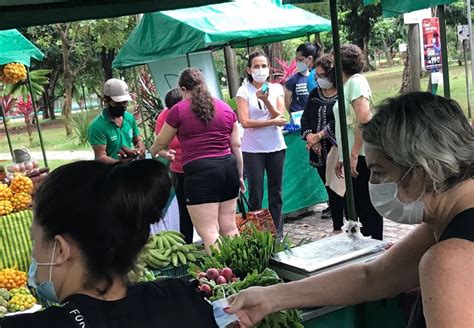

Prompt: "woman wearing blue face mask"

[300,54,345,234]
[0,160,218,327]
[225,92,474,328]
[284,42,322,113]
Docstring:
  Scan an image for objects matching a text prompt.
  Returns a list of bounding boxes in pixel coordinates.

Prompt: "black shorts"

[183,154,240,205]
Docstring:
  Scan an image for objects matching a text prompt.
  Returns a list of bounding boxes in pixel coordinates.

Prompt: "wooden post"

[224,46,239,99]
[408,23,421,91]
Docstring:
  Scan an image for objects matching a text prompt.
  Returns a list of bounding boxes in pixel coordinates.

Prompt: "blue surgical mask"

[28,242,61,304]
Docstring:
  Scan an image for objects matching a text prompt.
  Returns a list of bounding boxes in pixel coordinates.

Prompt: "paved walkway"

[285,204,416,244]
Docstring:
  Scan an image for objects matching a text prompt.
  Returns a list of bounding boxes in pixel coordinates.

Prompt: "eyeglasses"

[315,73,327,79]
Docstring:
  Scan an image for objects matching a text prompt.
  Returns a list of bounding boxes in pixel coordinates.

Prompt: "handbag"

[236,192,276,235]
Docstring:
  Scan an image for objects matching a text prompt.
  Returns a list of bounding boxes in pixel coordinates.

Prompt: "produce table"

[248,131,328,216]
[270,233,407,327]
[301,298,406,327]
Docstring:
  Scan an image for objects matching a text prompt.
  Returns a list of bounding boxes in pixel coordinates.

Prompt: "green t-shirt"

[88,109,140,159]
[333,74,373,159]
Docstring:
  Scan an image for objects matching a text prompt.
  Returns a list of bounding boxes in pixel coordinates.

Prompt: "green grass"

[41,159,74,171]
[0,109,100,154]
[367,63,473,119]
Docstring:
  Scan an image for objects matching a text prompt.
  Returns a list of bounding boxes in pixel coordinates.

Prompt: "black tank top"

[407,208,474,328]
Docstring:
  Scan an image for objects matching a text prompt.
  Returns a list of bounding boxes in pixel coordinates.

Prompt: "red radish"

[6,166,15,173]
[18,163,25,172]
[216,275,227,285]
[231,277,238,282]
[12,165,20,172]
[220,268,233,281]
[197,272,207,279]
[24,162,33,171]
[206,268,219,281]
[199,284,212,296]
[32,161,39,169]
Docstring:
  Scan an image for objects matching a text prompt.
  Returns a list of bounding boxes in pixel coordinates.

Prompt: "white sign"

[399,43,407,52]
[403,8,431,25]
[147,50,223,103]
[458,25,470,42]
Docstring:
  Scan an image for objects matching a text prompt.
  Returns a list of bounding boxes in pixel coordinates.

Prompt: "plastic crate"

[153,264,192,281]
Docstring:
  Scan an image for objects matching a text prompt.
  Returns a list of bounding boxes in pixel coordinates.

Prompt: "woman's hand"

[157,149,176,162]
[306,133,321,146]
[350,155,359,178]
[256,89,269,103]
[335,161,344,179]
[239,177,246,193]
[225,286,277,327]
[272,115,287,127]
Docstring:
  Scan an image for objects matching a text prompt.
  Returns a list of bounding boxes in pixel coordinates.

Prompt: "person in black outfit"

[225,92,474,328]
[0,160,218,328]
[301,54,345,233]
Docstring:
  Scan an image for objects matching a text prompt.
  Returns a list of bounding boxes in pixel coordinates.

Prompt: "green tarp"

[362,0,458,17]
[113,1,331,69]
[0,0,229,31]
[0,29,44,66]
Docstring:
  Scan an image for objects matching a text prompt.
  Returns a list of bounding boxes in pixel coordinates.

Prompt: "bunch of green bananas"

[145,231,204,269]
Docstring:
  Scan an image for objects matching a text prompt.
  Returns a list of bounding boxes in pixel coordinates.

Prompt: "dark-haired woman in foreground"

[151,68,244,252]
[0,160,218,327]
[227,92,474,328]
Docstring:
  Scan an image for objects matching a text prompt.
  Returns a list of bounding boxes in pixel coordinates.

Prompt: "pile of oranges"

[0,63,27,84]
[10,174,33,195]
[0,268,27,290]
[0,174,33,216]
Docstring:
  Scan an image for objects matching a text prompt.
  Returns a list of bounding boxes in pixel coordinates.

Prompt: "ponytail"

[179,68,215,124]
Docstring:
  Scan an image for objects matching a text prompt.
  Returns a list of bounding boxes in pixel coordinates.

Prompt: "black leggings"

[316,165,345,231]
[173,172,193,244]
[351,156,383,240]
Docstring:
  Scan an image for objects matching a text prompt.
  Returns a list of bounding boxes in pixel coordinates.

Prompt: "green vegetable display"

[197,226,291,278]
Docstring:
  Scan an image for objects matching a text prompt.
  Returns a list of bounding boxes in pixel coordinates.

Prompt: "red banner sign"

[422,18,442,72]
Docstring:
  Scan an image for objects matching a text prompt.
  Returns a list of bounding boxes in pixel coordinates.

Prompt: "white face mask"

[368,165,424,225]
[251,68,269,83]
[317,77,333,90]
[296,61,308,74]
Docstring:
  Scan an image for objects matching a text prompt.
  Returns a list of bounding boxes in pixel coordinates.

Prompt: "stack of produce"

[190,225,302,327]
[0,268,38,317]
[195,268,303,328]
[195,226,291,278]
[143,231,204,270]
[0,174,33,216]
[0,63,27,84]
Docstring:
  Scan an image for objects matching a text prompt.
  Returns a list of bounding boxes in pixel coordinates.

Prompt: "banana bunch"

[152,230,186,249]
[145,231,204,269]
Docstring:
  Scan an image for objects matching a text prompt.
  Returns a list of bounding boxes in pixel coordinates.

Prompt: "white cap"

[103,78,132,102]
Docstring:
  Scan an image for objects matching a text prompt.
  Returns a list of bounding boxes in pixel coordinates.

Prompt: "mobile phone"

[261,83,269,94]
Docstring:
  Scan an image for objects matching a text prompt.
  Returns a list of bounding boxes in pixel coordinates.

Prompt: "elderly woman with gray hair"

[226,92,474,328]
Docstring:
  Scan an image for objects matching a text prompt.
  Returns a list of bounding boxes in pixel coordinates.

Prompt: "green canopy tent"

[282,0,458,222]
[0,0,229,31]
[112,1,331,69]
[0,29,48,166]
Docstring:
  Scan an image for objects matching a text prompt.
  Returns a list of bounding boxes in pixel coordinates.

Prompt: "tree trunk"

[58,24,73,136]
[223,46,239,98]
[101,47,115,80]
[266,42,283,73]
[42,93,50,119]
[399,52,411,93]
[407,23,421,92]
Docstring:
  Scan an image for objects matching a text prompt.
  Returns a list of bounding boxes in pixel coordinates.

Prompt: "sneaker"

[322,206,330,214]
